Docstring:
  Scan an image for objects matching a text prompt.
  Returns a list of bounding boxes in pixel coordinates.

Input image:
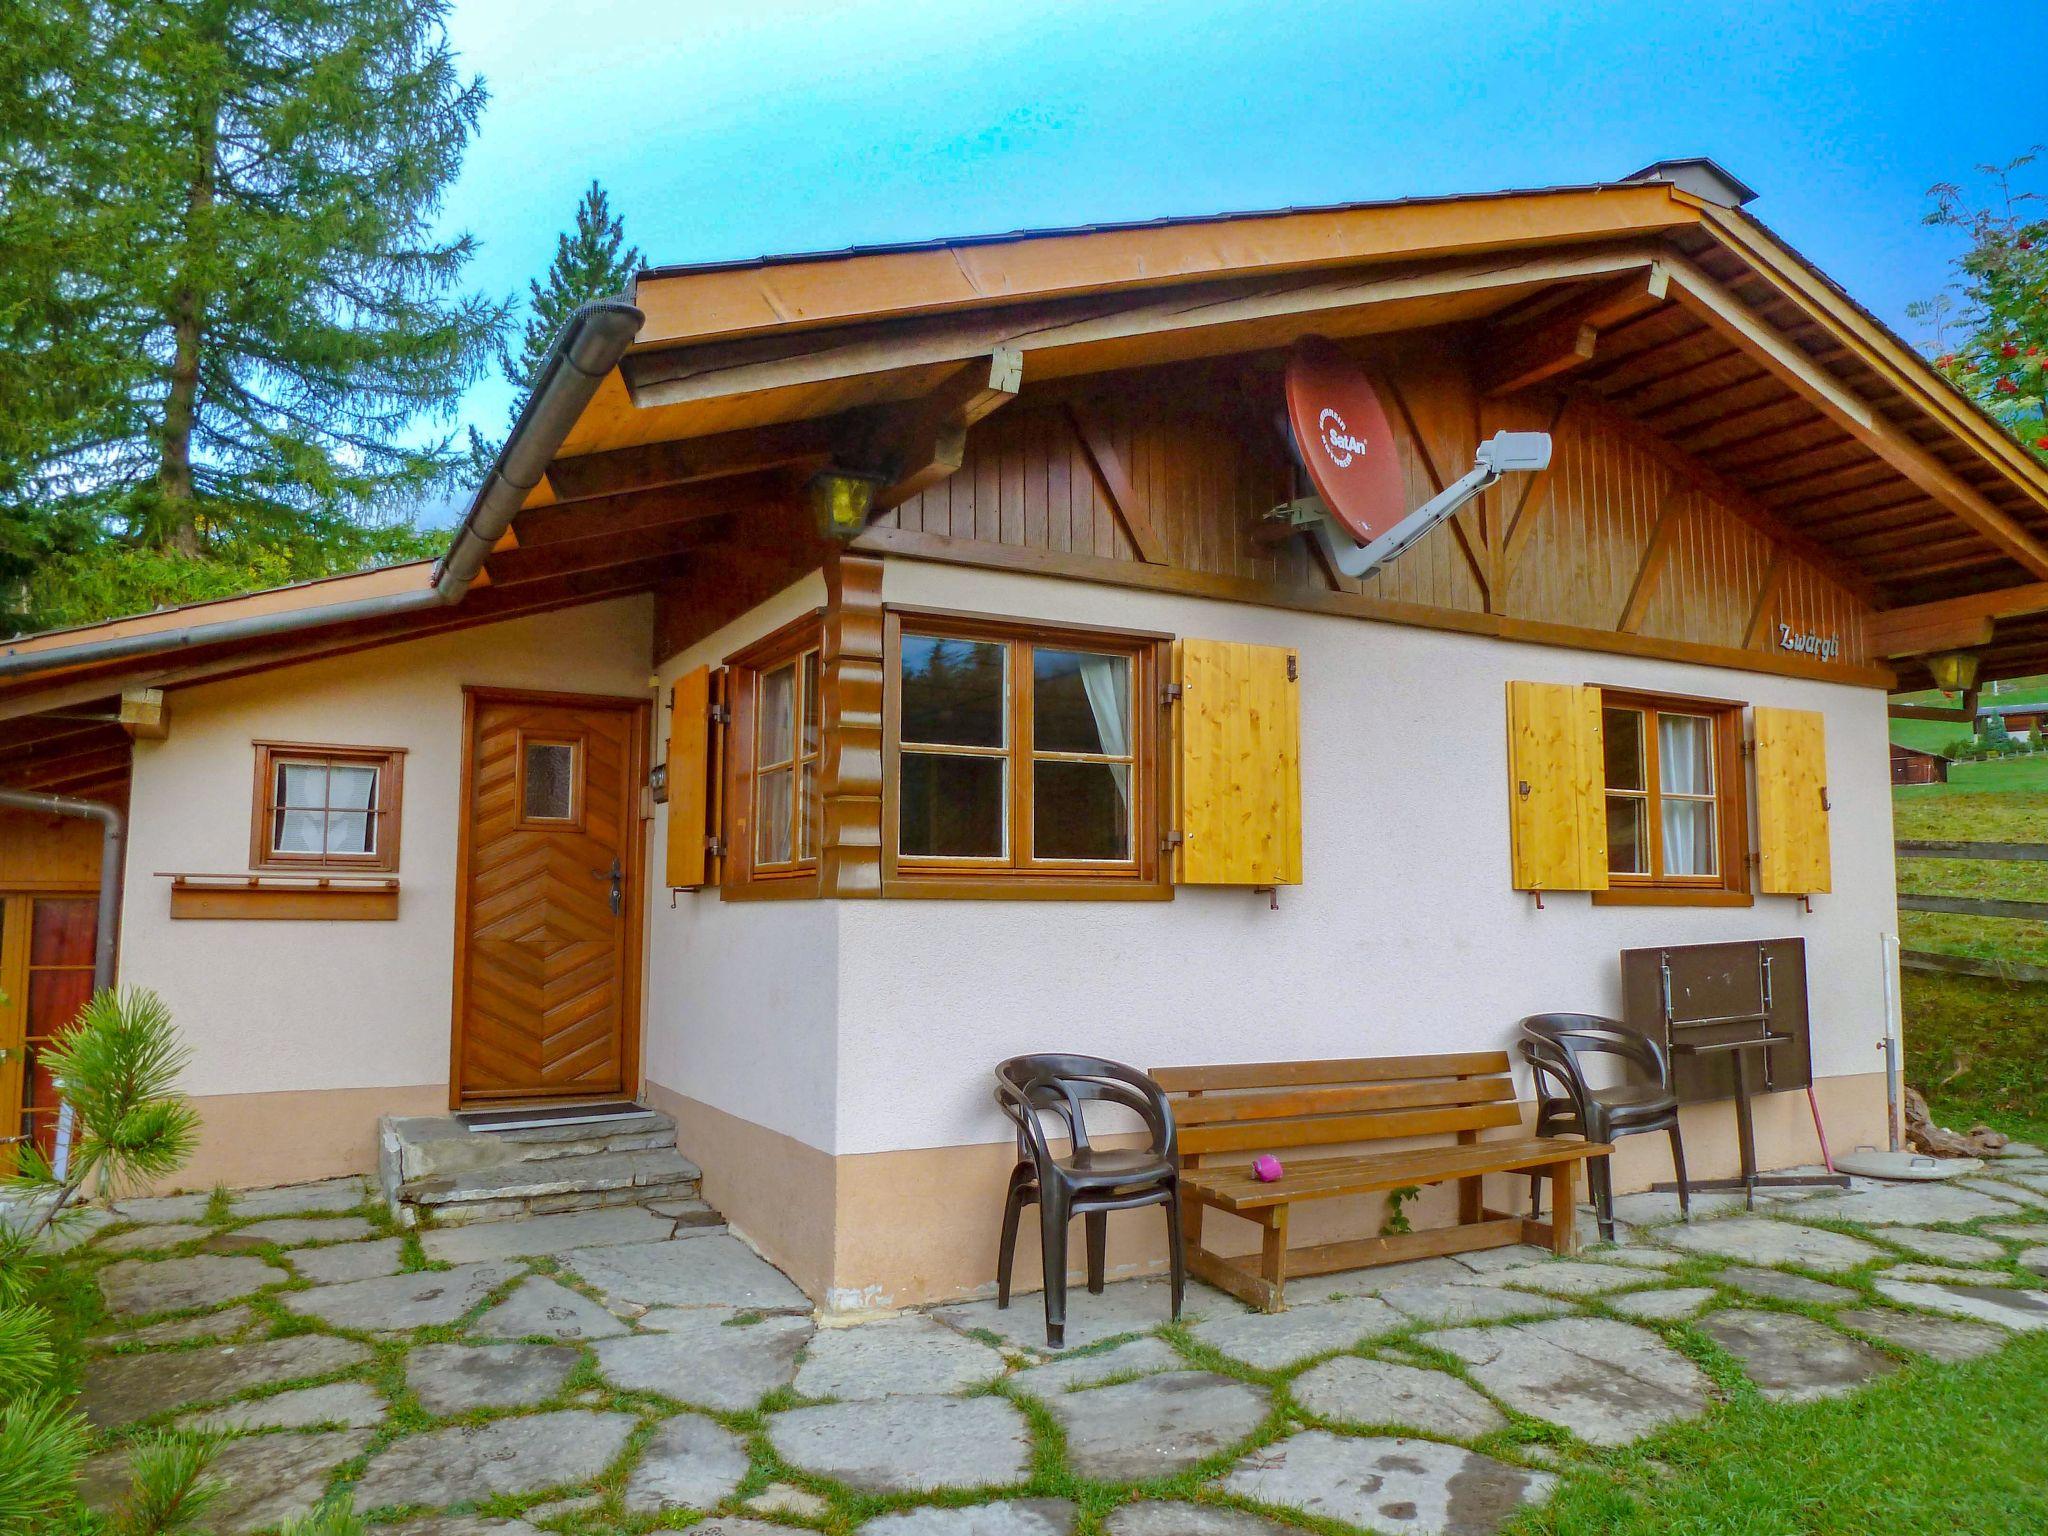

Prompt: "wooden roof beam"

[1477,266,1670,396]
[542,417,838,505]
[1866,580,2048,657]
[1662,253,2048,580]
[869,347,1024,512]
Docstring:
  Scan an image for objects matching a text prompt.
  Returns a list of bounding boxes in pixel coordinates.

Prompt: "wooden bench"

[1153,1052,1609,1312]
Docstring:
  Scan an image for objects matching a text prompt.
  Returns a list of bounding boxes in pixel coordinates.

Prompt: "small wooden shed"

[1890,742,1950,785]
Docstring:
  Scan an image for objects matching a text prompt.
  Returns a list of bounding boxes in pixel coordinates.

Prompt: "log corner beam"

[1478,265,1670,398]
[119,686,168,741]
[871,346,1023,511]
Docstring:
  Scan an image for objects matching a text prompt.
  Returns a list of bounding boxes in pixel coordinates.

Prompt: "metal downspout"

[0,297,644,681]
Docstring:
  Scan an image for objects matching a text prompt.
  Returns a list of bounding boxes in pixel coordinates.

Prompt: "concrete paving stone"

[795,1313,1006,1399]
[355,1409,638,1510]
[1189,1295,1403,1370]
[79,1332,372,1428]
[746,1483,834,1518]
[1876,1227,2009,1266]
[1291,1355,1506,1438]
[406,1341,579,1415]
[293,1236,405,1284]
[1224,1430,1555,1536]
[1987,1222,2048,1242]
[935,1278,1219,1352]
[1483,1260,1644,1297]
[1012,1335,1186,1393]
[1807,1182,2021,1226]
[370,1521,544,1536]
[108,1191,212,1222]
[1378,1282,1569,1328]
[769,1393,1032,1493]
[857,1502,1078,1534]
[420,1205,676,1263]
[177,1380,387,1431]
[2022,1247,2048,1275]
[94,1222,209,1254]
[473,1274,628,1341]
[1047,1371,1269,1481]
[280,1259,520,1331]
[565,1233,809,1313]
[1606,1189,1754,1226]
[1587,1245,1686,1269]
[1716,1266,1857,1305]
[1322,1256,1479,1295]
[1105,1504,1299,1536]
[1656,1217,1884,1273]
[234,1178,370,1217]
[621,1413,750,1513]
[1836,1308,2008,1362]
[82,1429,375,1534]
[1606,1286,1718,1321]
[1696,1309,1897,1402]
[1445,1245,1553,1276]
[1886,1262,2024,1285]
[1957,1177,2048,1209]
[1874,1278,2048,1331]
[215,1215,377,1248]
[98,1253,283,1317]
[1425,1317,1711,1447]
[596,1309,811,1410]
[650,1523,796,1536]
[92,1303,257,1349]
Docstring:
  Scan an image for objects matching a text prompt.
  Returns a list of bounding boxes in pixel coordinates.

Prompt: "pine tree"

[2,0,507,563]
[503,182,641,409]
[1914,150,2048,458]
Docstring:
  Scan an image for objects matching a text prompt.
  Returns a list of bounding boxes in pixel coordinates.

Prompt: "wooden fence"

[1897,839,2048,984]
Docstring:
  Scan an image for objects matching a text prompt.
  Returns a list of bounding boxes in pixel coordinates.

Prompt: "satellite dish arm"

[1308,431,1552,581]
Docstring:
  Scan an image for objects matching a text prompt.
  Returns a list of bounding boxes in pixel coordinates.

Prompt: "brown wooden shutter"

[664,666,714,889]
[1505,681,1609,892]
[1172,639,1302,885]
[1753,705,1830,894]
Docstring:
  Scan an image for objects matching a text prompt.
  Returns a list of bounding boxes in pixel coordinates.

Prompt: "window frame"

[721,610,826,900]
[881,607,1172,901]
[248,740,406,874]
[1592,689,1752,908]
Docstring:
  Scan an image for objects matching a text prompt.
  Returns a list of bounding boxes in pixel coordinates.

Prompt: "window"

[722,612,825,896]
[250,742,405,873]
[884,611,1166,896]
[1596,692,1748,904]
[518,736,581,825]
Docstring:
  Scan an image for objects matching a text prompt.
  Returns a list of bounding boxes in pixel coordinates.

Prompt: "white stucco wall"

[120,596,655,1100]
[828,561,1899,1157]
[643,573,840,1152]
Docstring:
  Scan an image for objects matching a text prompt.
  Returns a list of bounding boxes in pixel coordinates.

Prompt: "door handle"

[592,858,623,916]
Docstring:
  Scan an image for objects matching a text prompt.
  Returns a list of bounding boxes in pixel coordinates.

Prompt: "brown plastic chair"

[1519,1013,1689,1242]
[993,1054,1183,1348]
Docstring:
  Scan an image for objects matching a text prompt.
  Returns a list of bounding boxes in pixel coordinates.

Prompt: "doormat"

[455,1100,647,1133]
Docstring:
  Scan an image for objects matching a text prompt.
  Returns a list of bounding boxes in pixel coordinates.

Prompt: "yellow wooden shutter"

[1754,705,1830,894]
[1505,681,1609,892]
[664,665,712,889]
[1173,639,1302,885]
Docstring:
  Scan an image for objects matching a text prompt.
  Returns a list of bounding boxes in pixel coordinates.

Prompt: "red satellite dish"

[1284,336,1407,544]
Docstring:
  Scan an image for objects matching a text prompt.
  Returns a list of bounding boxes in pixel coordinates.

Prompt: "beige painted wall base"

[676,1071,1890,1313]
[147,1083,445,1194]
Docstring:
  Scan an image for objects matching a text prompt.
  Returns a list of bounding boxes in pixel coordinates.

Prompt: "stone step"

[379,1109,677,1188]
[396,1147,703,1227]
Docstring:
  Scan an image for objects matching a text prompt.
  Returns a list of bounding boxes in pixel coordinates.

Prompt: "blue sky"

[436,0,2045,464]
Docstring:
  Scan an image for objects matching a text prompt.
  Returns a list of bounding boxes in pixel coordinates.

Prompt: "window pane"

[276,808,326,853]
[759,663,796,766]
[279,761,326,808]
[757,767,793,864]
[1602,708,1644,792]
[901,636,1006,747]
[1605,795,1647,875]
[1034,760,1130,861]
[1658,714,1714,796]
[1662,798,1718,877]
[522,742,576,820]
[328,764,377,810]
[325,810,373,855]
[1034,649,1130,756]
[900,751,1005,857]
[799,761,817,860]
[802,651,821,755]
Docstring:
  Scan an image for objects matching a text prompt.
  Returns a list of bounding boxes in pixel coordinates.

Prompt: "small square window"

[251,742,405,872]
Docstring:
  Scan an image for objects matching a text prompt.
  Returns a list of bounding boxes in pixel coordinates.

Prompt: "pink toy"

[1252,1154,1285,1183]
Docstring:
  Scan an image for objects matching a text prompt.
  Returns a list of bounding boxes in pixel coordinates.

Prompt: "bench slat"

[1172,1077,1515,1126]
[1182,1136,1603,1210]
[1179,1099,1522,1155]
[1152,1051,1512,1093]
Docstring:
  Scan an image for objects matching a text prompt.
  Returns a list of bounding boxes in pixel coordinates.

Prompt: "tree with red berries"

[1913,150,2048,460]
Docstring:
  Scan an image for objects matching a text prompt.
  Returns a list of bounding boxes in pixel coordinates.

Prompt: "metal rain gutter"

[0,297,645,683]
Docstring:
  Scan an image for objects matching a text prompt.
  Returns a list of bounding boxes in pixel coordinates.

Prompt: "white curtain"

[1077,654,1131,811]
[1658,715,1714,876]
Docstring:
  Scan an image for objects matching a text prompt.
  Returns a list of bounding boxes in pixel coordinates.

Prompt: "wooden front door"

[453,689,647,1105]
